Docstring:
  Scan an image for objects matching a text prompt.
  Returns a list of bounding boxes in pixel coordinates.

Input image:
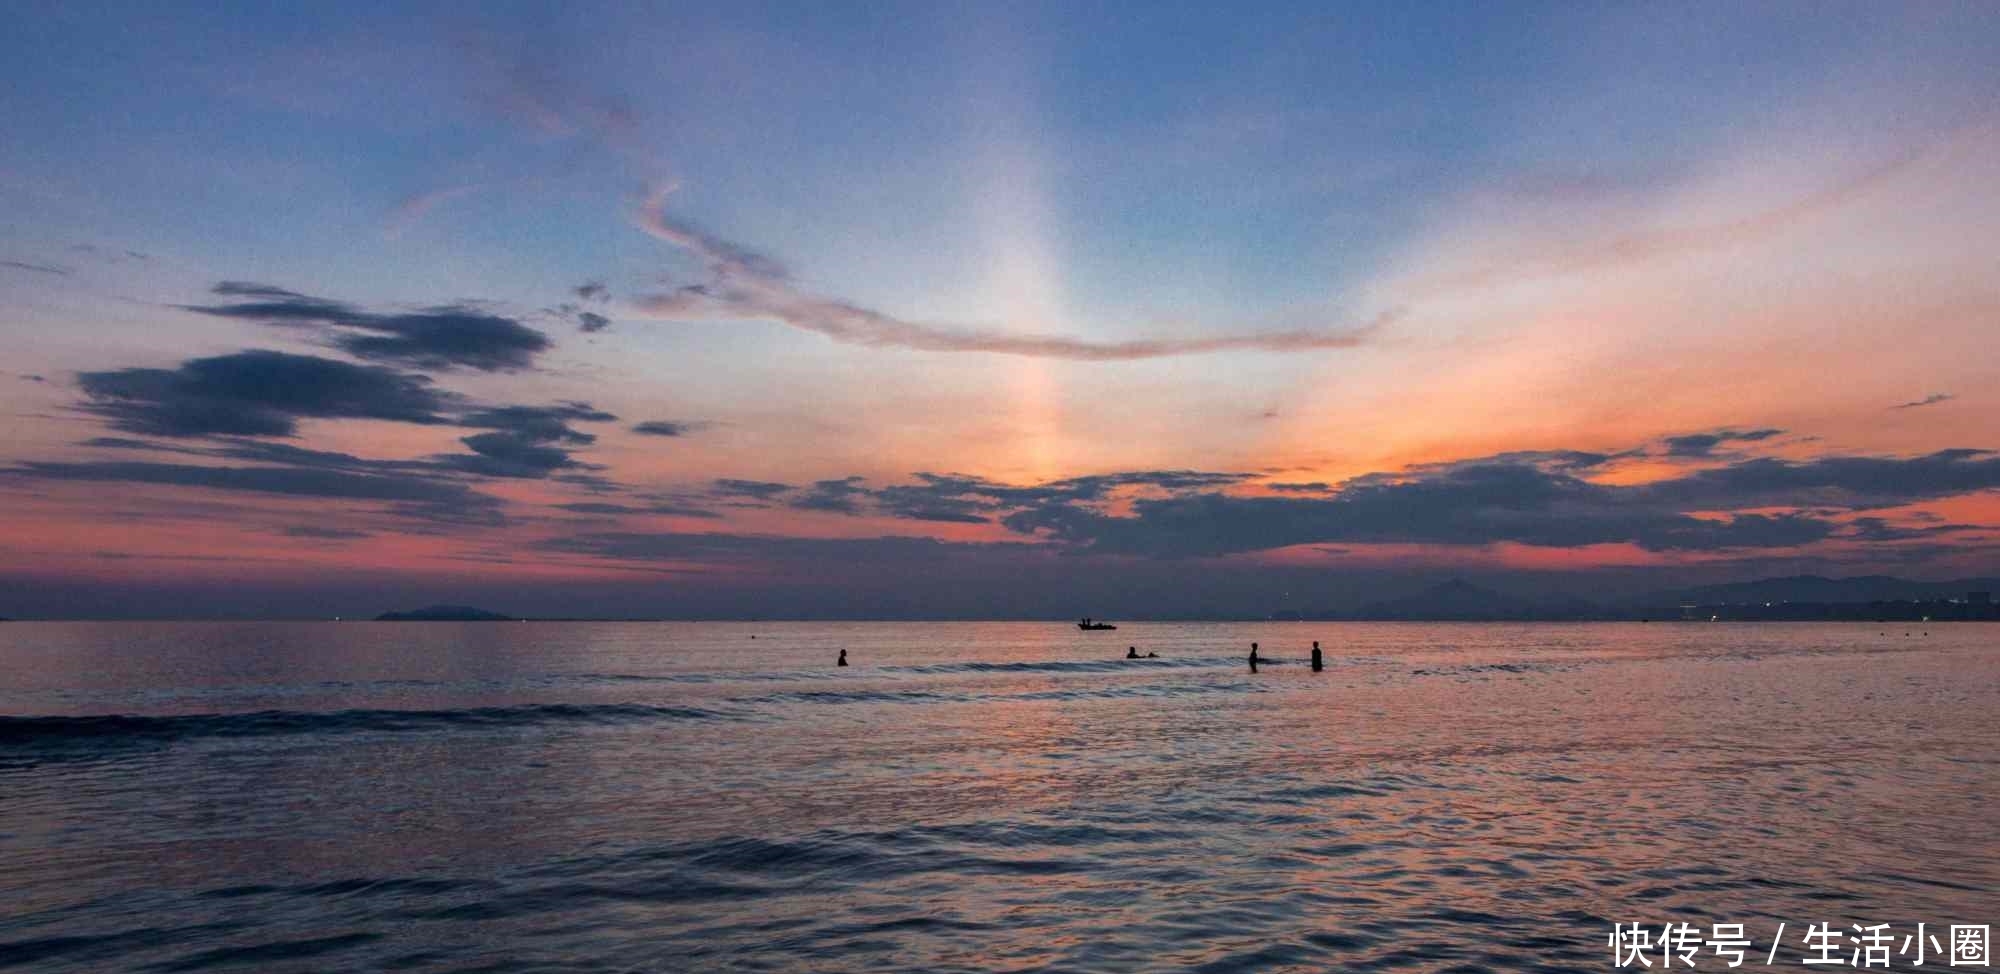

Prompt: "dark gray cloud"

[7,459,494,507]
[1844,516,1985,542]
[91,551,267,564]
[791,476,870,514]
[460,402,615,444]
[554,501,721,519]
[280,525,373,540]
[549,300,612,333]
[555,502,646,515]
[83,433,472,483]
[710,479,794,503]
[79,437,165,450]
[187,283,552,372]
[24,336,668,541]
[553,279,609,331]
[210,439,439,474]
[2,260,69,276]
[553,472,622,494]
[1406,449,1620,473]
[997,461,1843,557]
[542,530,1030,564]
[587,469,1256,526]
[1662,428,1784,458]
[1267,481,1331,493]
[78,350,458,437]
[72,380,616,486]
[1893,393,1954,410]
[1637,449,2000,510]
[434,403,618,477]
[439,432,586,479]
[646,502,722,519]
[964,448,2000,558]
[385,498,511,529]
[631,420,695,437]
[791,469,1256,524]
[873,478,995,524]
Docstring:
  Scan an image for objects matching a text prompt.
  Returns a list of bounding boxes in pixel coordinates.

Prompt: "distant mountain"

[1350,578,1604,621]
[374,605,515,622]
[1658,575,2000,607]
[1276,573,2000,621]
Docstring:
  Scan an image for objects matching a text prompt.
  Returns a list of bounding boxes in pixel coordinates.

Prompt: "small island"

[374,605,516,622]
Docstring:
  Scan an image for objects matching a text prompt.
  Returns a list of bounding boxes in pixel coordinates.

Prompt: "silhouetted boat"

[1077,618,1117,631]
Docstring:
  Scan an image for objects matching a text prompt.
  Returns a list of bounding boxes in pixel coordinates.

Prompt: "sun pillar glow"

[964,30,1069,483]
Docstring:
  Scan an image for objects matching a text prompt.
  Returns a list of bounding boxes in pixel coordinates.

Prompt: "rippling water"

[1,622,1994,972]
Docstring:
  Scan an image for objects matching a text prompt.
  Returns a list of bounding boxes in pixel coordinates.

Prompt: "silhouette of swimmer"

[1311,640,1324,672]
[1147,651,1158,658]
[1249,641,1261,673]
[837,649,848,667]
[1127,646,1141,659]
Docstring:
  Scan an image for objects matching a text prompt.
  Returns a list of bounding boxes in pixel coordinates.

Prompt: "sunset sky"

[2,2,1996,618]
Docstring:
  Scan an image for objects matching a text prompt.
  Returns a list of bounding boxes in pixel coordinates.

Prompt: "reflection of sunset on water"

[5,619,1994,969]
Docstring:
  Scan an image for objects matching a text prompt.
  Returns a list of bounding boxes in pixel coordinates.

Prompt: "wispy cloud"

[385,183,492,238]
[68,243,150,264]
[1402,123,1985,300]
[630,187,1389,361]
[1893,393,1954,410]
[1,259,70,276]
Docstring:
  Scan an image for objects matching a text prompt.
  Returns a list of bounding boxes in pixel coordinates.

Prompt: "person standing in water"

[1248,642,1261,673]
[1127,646,1140,659]
[1310,641,1323,672]
[837,649,848,667]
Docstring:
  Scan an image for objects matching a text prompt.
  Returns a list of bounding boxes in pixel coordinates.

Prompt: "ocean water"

[0,621,1994,972]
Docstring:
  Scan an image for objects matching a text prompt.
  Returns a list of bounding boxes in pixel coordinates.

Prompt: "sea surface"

[0,622,1994,972]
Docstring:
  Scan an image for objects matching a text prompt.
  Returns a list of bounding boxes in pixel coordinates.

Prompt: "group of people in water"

[834,640,1329,672]
[1248,640,1325,673]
